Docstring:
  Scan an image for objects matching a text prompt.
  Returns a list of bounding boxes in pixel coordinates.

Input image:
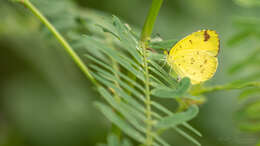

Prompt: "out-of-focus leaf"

[257,141,260,146]
[97,144,107,146]
[234,18,260,30]
[81,16,200,145]
[227,30,251,46]
[107,133,120,146]
[228,48,260,74]
[121,139,133,146]
[174,127,201,146]
[239,88,260,100]
[235,99,260,132]
[151,101,202,137]
[82,36,145,81]
[149,60,178,86]
[155,105,199,129]
[96,24,120,40]
[96,86,160,145]
[148,52,165,61]
[112,16,141,63]
[245,101,260,119]
[151,86,179,98]
[95,102,146,144]
[148,39,177,50]
[233,0,260,7]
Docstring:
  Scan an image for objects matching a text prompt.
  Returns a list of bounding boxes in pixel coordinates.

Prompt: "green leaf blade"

[156,105,199,129]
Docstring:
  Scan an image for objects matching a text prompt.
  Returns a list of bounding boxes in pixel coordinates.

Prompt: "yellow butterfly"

[166,30,219,84]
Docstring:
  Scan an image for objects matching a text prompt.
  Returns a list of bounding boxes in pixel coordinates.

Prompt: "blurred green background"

[0,0,260,146]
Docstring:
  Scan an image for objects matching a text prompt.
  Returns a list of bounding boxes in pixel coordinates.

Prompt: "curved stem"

[15,0,97,85]
[191,81,260,95]
[140,0,163,44]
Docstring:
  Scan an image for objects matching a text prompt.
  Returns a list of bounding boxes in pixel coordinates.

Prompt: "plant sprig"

[13,0,202,145]
[14,0,97,85]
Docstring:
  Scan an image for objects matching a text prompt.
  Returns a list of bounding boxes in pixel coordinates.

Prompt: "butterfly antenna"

[160,50,169,69]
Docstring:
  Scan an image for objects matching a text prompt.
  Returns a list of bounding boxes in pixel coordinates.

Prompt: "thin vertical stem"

[16,0,97,85]
[140,0,163,44]
[142,41,153,146]
[140,0,163,145]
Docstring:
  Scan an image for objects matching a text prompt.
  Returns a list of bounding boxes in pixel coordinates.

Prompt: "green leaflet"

[96,86,166,146]
[151,101,202,138]
[148,52,165,61]
[151,77,190,98]
[95,102,146,144]
[121,139,133,146]
[105,133,133,146]
[239,87,260,100]
[227,18,260,139]
[228,48,260,74]
[155,105,199,129]
[14,0,203,145]
[227,30,251,46]
[149,60,178,87]
[112,16,141,63]
[235,103,260,132]
[245,101,260,119]
[107,134,120,146]
[174,127,201,146]
[148,39,178,50]
[234,0,260,7]
[95,24,120,40]
[82,16,200,145]
[82,36,145,82]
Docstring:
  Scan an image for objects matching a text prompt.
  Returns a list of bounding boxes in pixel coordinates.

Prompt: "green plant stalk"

[141,42,153,146]
[140,0,163,145]
[140,0,163,44]
[16,0,97,85]
[191,81,260,95]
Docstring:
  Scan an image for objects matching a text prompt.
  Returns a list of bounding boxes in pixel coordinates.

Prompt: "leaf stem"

[140,0,163,145]
[191,81,260,95]
[141,42,153,146]
[140,0,163,44]
[15,0,97,84]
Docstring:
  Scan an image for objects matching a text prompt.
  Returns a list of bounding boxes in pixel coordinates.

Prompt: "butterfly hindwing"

[167,30,219,84]
[172,49,218,84]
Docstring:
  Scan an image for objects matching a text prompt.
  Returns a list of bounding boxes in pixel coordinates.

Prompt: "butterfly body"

[167,30,219,84]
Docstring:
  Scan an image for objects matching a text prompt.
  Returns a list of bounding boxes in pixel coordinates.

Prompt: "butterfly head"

[164,50,169,59]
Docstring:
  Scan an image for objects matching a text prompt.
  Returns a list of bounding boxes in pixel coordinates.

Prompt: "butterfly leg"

[177,76,181,82]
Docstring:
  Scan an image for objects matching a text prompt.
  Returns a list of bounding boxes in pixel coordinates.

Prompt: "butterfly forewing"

[167,30,219,84]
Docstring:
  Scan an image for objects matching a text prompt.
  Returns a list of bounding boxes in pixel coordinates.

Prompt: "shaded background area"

[0,0,260,146]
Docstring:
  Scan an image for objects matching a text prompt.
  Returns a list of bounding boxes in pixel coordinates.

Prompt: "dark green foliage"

[233,0,260,7]
[11,0,260,146]
[228,17,260,46]
[82,16,201,146]
[227,14,260,144]
[155,105,198,129]
[27,0,203,144]
[148,39,178,51]
[151,78,190,98]
[97,133,133,146]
